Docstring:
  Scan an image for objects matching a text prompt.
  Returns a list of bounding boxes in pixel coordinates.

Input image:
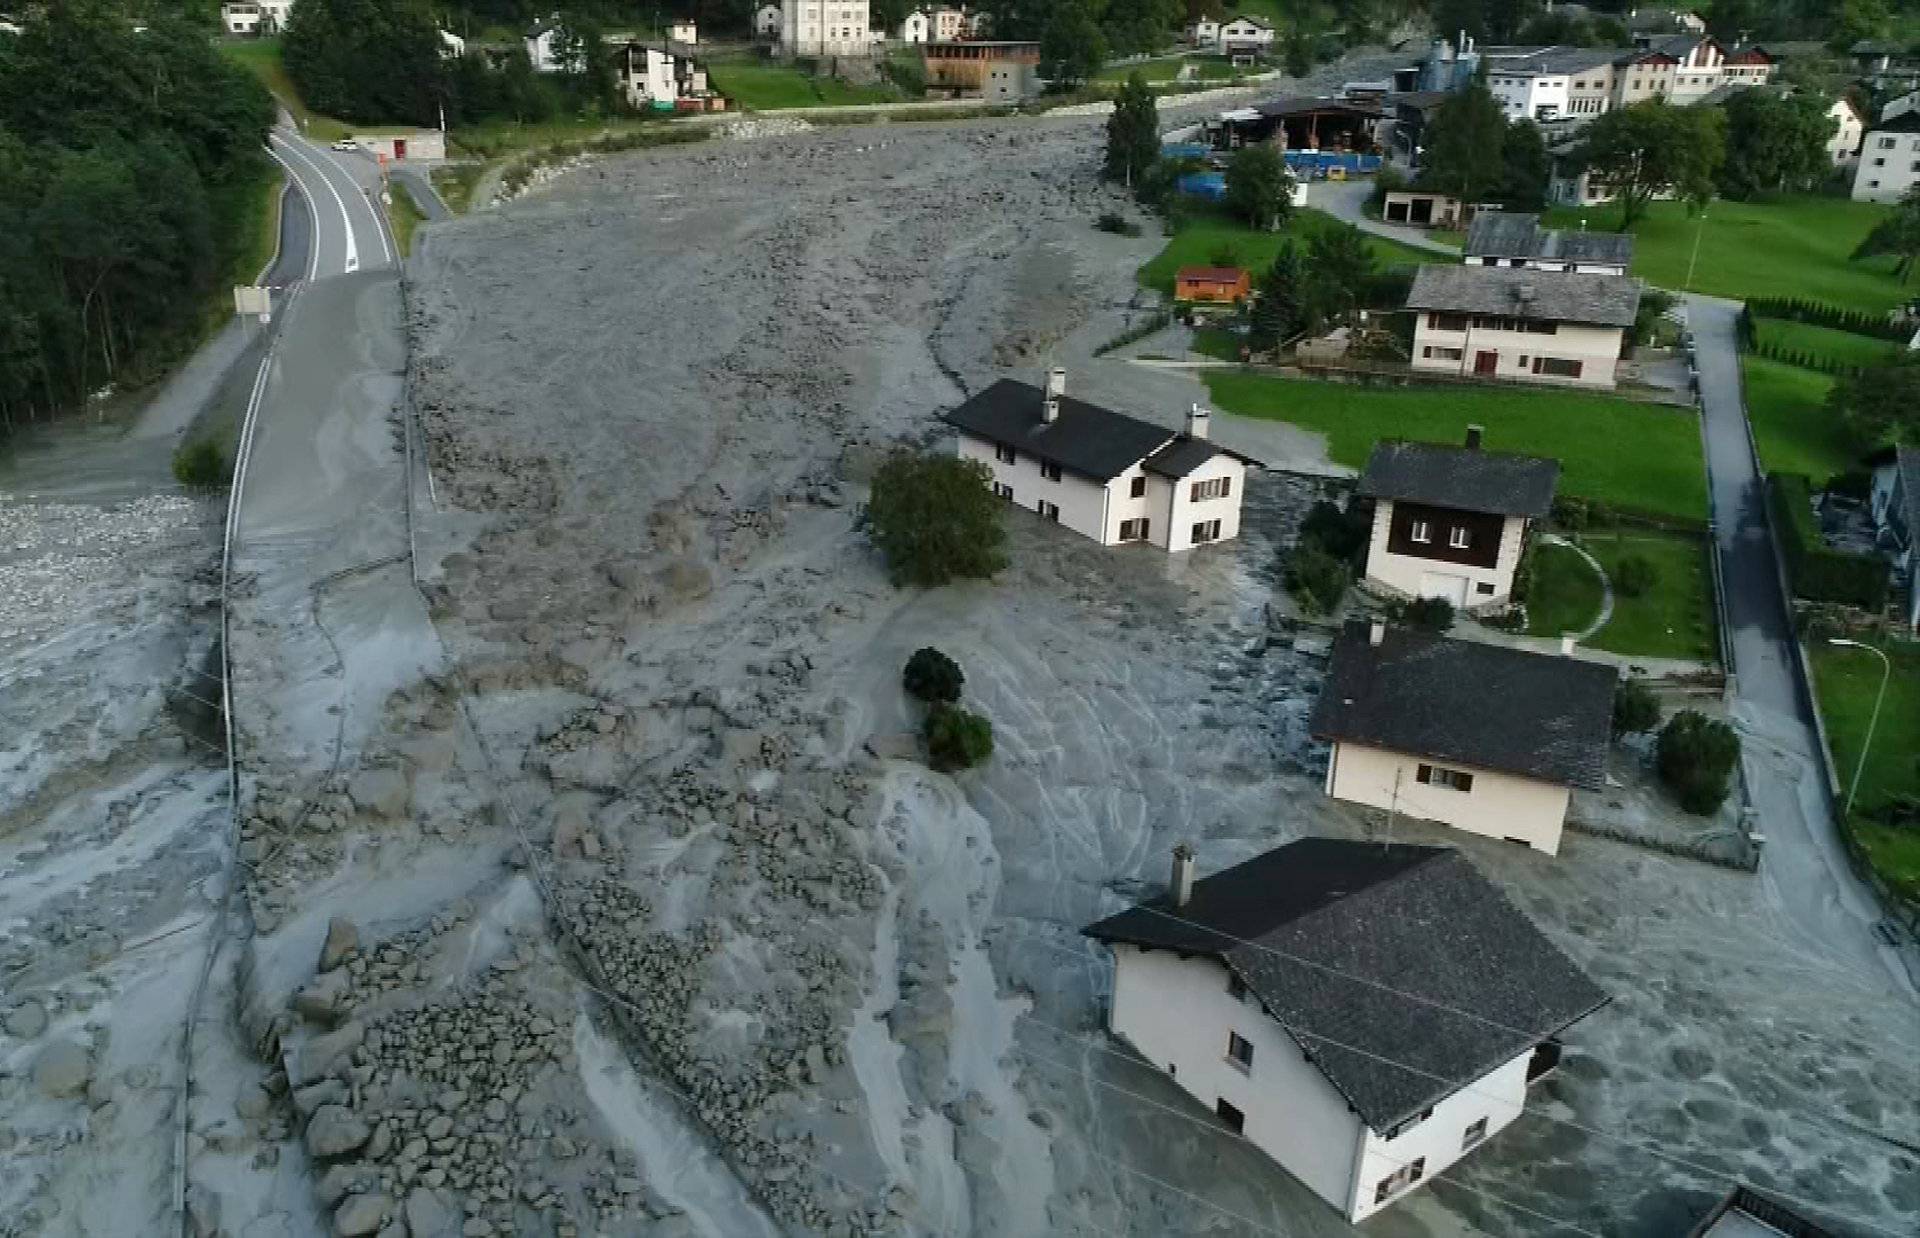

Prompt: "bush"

[1095,210,1142,237]
[172,438,230,489]
[1656,710,1741,815]
[1299,500,1369,562]
[1396,596,1455,632]
[1551,496,1592,531]
[1612,675,1661,737]
[925,703,993,772]
[902,647,964,704]
[1746,298,1908,342]
[867,451,1008,588]
[1614,553,1658,598]
[1284,539,1349,614]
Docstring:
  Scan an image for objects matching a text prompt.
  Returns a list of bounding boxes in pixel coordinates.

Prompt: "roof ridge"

[1245,843,1452,945]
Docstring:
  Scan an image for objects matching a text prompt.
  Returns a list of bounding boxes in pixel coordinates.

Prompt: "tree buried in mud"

[903,647,965,704]
[1657,709,1741,814]
[925,703,993,772]
[866,451,1007,588]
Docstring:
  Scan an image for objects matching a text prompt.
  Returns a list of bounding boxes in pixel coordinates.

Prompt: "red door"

[394,137,407,160]
[1474,351,1497,376]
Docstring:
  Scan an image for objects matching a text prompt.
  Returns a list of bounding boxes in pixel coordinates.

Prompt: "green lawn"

[1098,55,1236,84]
[430,163,485,215]
[1740,356,1856,485]
[706,57,901,110]
[1754,318,1904,371]
[1203,370,1710,522]
[1576,530,1717,662]
[1810,639,1920,901]
[386,186,424,257]
[218,37,352,143]
[1541,196,1908,312]
[1525,539,1606,639]
[1140,207,1449,294]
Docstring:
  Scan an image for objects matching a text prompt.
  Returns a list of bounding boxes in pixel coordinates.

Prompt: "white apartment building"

[943,372,1262,554]
[1310,622,1618,855]
[929,5,964,42]
[1829,96,1866,168]
[782,0,876,56]
[1406,263,1640,389]
[1853,112,1920,202]
[1086,840,1607,1223]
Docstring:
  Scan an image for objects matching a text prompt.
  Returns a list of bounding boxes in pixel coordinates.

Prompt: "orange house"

[1175,266,1251,305]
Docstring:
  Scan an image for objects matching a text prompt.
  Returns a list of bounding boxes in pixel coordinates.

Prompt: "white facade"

[439,28,466,58]
[1186,17,1219,45]
[1885,90,1920,122]
[622,46,679,108]
[929,5,964,42]
[526,26,561,72]
[1324,740,1573,853]
[1853,125,1920,202]
[1489,70,1569,122]
[222,1,290,34]
[1363,500,1529,610]
[1828,98,1865,168]
[897,9,929,43]
[782,0,876,56]
[1412,313,1626,389]
[669,19,697,44]
[756,4,784,37]
[1108,944,1534,1221]
[1217,17,1273,52]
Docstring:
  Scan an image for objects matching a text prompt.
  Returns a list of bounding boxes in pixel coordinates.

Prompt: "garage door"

[1418,572,1469,608]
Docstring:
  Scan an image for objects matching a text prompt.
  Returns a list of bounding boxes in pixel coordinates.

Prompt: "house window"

[1448,526,1471,549]
[1383,1108,1434,1141]
[1374,1157,1426,1203]
[1040,462,1062,482]
[1417,763,1475,792]
[1422,345,1464,361]
[1191,519,1222,544]
[1533,357,1584,378]
[995,443,1016,465]
[1463,1117,1489,1149]
[1226,1031,1254,1073]
[1130,476,1147,498]
[992,482,1014,501]
[1409,520,1432,544]
[1037,500,1060,521]
[1476,581,1496,595]
[1118,517,1150,541]
[1879,137,1896,149]
[1215,1098,1245,1134]
[1227,973,1249,1001]
[1191,477,1231,502]
[1428,312,1471,332]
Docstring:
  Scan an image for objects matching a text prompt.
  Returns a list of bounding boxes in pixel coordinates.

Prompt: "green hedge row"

[1746,297,1908,342]
[1768,474,1891,610]
[1747,341,1867,377]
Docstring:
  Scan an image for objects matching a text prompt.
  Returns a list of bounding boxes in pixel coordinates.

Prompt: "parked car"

[330,139,357,152]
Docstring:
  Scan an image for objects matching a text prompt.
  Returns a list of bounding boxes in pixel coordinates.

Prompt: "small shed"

[1381,189,1462,228]
[1175,267,1251,305]
[352,130,447,163]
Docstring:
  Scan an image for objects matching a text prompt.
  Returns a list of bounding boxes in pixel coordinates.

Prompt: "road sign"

[233,285,272,323]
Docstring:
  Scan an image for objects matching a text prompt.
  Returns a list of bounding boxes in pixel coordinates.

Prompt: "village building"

[1688,1184,1845,1237]
[782,0,876,57]
[1462,213,1633,275]
[1356,429,1558,612]
[1185,16,1219,46]
[1405,263,1640,389]
[755,3,783,39]
[923,40,1039,101]
[1173,266,1251,308]
[1486,47,1618,122]
[1852,110,1920,203]
[928,4,965,42]
[1870,445,1920,632]
[525,20,566,72]
[1311,622,1617,854]
[667,17,697,45]
[896,8,930,43]
[617,43,720,112]
[1084,838,1607,1222]
[221,0,293,35]
[1217,15,1275,59]
[942,372,1262,553]
[1828,96,1867,168]
[439,28,466,58]
[1380,189,1465,228]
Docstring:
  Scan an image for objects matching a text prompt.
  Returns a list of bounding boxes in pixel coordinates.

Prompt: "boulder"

[347,769,410,820]
[655,557,712,601]
[333,1191,392,1236]
[404,1189,459,1238]
[318,918,359,972]
[5,1000,48,1040]
[33,1039,90,1098]
[306,1105,371,1158]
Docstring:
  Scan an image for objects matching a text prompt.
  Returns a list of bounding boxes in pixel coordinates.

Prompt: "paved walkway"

[1688,294,1918,993]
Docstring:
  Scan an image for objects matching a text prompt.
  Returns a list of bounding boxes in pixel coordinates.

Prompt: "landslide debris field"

[5,115,1918,1238]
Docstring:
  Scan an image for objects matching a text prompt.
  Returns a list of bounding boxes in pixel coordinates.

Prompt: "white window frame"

[1409,520,1432,544]
[1225,1031,1253,1073]
[1448,526,1471,550]
[1191,519,1222,544]
[1462,1116,1489,1149]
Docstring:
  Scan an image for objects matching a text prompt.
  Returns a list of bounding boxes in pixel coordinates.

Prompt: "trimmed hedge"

[1747,340,1868,377]
[1767,473,1891,610]
[1746,297,1907,342]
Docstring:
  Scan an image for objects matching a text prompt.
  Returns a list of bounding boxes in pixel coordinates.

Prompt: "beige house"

[1085,839,1607,1222]
[1357,429,1558,613]
[943,371,1262,554]
[1406,264,1640,389]
[1310,622,1617,854]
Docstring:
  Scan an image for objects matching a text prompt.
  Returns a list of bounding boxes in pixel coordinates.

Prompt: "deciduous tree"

[1040,2,1107,88]
[1422,77,1507,204]
[1827,355,1920,447]
[1224,142,1294,231]
[1575,100,1726,226]
[1105,73,1159,187]
[1717,88,1831,197]
[866,452,1009,587]
[1853,184,1920,283]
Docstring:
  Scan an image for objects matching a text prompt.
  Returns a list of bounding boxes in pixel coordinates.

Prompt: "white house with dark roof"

[1406,263,1641,389]
[1853,110,1920,203]
[1310,622,1617,854]
[1870,445,1920,632]
[1217,15,1274,56]
[942,371,1263,553]
[1085,839,1607,1223]
[1463,213,1633,276]
[1358,428,1559,612]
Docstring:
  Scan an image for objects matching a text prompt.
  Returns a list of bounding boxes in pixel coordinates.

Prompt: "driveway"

[1309,177,1462,255]
[1688,294,1918,995]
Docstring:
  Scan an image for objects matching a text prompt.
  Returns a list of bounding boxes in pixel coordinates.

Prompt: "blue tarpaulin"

[1176,171,1227,201]
[1161,142,1212,162]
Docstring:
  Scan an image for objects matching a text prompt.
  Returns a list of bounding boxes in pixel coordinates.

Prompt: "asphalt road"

[1689,294,1918,995]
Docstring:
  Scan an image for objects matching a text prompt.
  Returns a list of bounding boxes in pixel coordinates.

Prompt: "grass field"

[1097,55,1236,84]
[386,186,425,257]
[1139,207,1449,294]
[1740,356,1856,484]
[706,57,901,110]
[430,163,486,215]
[1577,530,1717,662]
[1541,195,1907,311]
[218,38,352,143]
[1525,540,1605,639]
[1754,318,1904,370]
[1810,639,1920,901]
[1203,370,1710,521]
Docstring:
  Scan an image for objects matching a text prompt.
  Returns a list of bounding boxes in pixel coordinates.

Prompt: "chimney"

[1186,403,1210,440]
[1369,619,1386,647]
[1170,843,1196,908]
[1465,424,1483,451]
[1561,635,1577,656]
[1043,367,1065,424]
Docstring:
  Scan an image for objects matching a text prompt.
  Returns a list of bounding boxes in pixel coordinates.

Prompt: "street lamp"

[1827,638,1891,814]
[1685,198,1712,292]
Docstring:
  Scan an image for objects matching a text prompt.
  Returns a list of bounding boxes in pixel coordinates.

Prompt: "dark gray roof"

[1255,95,1383,120]
[1084,839,1609,1131]
[1463,212,1634,269]
[942,380,1262,481]
[1310,622,1616,789]
[1358,439,1559,516]
[1873,109,1920,134]
[1406,263,1641,328]
[1488,46,1620,77]
[1898,445,1920,551]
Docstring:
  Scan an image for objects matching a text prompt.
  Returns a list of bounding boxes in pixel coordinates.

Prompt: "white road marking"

[262,144,317,283]
[270,133,358,275]
[309,138,393,268]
